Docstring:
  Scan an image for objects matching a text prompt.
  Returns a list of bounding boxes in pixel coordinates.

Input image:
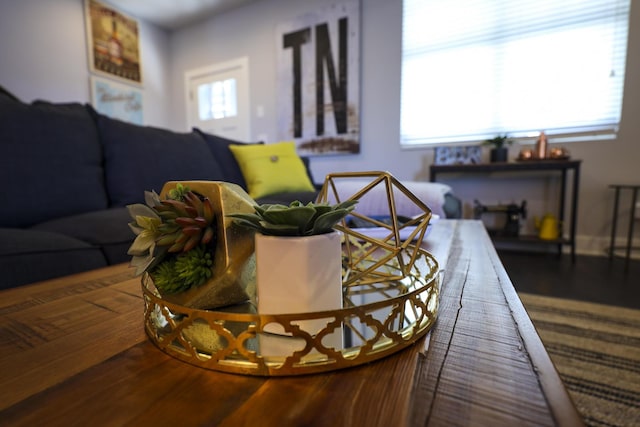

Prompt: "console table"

[0,220,583,426]
[430,160,581,261]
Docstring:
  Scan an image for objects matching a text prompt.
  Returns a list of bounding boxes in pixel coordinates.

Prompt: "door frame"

[184,56,250,137]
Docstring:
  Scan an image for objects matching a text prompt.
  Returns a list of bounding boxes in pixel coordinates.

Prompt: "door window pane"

[198,78,238,121]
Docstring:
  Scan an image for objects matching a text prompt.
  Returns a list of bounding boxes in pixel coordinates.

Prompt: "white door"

[185,57,250,141]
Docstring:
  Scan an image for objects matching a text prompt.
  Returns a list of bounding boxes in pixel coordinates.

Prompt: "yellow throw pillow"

[229,141,315,199]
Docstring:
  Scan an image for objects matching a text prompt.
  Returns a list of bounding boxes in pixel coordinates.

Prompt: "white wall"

[0,0,171,127]
[1,0,638,255]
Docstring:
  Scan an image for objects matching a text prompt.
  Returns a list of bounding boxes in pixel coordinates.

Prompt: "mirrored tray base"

[142,246,439,376]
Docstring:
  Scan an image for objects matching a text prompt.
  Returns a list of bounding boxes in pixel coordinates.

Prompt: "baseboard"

[575,235,640,259]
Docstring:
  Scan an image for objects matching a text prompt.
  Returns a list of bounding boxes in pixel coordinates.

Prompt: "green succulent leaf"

[226,214,263,231]
[127,203,159,220]
[127,231,156,255]
[126,187,217,280]
[228,199,357,237]
[144,190,162,207]
[259,222,300,235]
[311,209,352,235]
[174,245,213,289]
[130,252,155,276]
[261,205,316,227]
[167,183,191,201]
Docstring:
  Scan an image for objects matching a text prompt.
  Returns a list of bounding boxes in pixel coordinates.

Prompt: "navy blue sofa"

[0,87,319,289]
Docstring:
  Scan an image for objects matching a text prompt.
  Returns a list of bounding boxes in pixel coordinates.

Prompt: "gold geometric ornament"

[316,171,433,287]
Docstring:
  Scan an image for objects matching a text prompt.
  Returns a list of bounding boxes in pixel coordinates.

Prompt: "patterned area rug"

[519,293,640,427]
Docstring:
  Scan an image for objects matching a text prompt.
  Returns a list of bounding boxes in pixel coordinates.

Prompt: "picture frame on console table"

[434,146,482,165]
[90,76,143,125]
[84,0,143,85]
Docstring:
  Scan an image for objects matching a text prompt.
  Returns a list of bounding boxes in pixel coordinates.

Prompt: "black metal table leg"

[609,186,621,261]
[625,188,638,272]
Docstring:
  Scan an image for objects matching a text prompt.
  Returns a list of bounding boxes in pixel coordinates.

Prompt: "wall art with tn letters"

[85,0,142,84]
[276,1,360,156]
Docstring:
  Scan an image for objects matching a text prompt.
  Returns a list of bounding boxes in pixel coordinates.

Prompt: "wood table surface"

[0,220,584,426]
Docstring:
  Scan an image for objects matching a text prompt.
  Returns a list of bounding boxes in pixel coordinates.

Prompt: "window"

[400,0,631,147]
[197,78,238,121]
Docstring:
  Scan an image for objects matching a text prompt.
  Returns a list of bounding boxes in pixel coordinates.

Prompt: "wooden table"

[0,220,583,426]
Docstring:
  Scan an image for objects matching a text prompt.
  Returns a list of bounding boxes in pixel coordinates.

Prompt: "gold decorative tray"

[142,245,439,376]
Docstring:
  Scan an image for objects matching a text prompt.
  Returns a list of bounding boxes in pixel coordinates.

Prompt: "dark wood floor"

[497,250,640,310]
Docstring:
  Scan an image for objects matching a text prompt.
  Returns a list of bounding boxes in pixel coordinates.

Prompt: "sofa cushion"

[193,128,262,189]
[229,141,316,199]
[0,228,107,289]
[0,95,109,227]
[95,114,226,206]
[31,208,134,266]
[31,206,133,245]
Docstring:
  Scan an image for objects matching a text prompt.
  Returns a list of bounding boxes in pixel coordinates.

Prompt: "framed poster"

[85,0,142,84]
[276,0,360,156]
[91,76,143,125]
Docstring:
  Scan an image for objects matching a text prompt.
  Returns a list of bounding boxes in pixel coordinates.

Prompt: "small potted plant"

[484,134,512,163]
[229,200,357,346]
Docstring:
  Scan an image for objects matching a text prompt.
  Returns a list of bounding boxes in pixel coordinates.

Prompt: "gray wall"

[0,0,171,128]
[1,0,638,255]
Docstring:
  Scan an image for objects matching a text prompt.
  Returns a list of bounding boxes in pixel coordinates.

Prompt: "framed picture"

[276,0,360,156]
[90,76,143,125]
[85,0,142,84]
[434,146,482,165]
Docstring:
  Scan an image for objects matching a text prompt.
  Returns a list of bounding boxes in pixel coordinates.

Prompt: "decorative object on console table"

[535,131,549,159]
[483,134,512,163]
[548,146,570,160]
[434,145,482,165]
[518,132,570,161]
[474,200,527,237]
[535,213,561,240]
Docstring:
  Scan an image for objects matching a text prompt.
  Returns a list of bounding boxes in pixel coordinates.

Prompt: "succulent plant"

[167,182,191,201]
[127,200,165,275]
[483,134,512,148]
[228,200,358,237]
[126,186,217,291]
[150,245,213,294]
[154,190,216,253]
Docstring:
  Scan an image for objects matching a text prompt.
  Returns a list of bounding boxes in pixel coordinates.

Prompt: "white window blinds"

[400,0,631,146]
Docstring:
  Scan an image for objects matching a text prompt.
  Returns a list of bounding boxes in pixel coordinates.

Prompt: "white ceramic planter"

[255,231,343,355]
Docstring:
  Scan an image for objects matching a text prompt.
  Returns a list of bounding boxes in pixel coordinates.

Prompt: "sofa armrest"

[320,179,459,219]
